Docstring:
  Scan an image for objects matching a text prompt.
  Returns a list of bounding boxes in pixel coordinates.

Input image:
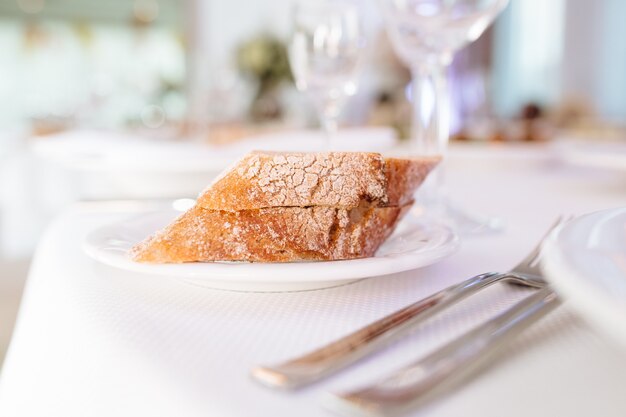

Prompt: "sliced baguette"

[198,151,439,211]
[131,203,411,263]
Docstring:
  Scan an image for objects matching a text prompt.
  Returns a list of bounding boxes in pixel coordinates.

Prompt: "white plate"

[541,207,626,346]
[31,127,398,173]
[31,128,399,200]
[553,138,626,173]
[83,210,458,292]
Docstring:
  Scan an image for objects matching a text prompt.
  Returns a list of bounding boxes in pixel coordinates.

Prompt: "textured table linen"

[1,144,626,417]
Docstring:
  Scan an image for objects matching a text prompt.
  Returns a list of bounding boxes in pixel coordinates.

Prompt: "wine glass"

[379,0,509,233]
[289,0,365,149]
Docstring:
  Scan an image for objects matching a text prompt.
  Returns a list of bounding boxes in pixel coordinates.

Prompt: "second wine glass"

[380,0,509,233]
[289,0,365,150]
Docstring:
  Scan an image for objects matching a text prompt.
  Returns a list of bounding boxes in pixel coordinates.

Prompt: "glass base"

[413,196,504,236]
[412,166,504,236]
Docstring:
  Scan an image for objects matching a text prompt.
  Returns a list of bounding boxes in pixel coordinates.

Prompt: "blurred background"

[1,0,625,367]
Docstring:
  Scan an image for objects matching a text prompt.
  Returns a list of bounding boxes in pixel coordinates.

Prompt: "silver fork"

[251,217,570,391]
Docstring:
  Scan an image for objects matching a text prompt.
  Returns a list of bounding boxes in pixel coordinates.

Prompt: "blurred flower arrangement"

[237,34,293,122]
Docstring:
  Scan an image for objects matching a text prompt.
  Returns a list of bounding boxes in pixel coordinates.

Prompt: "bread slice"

[131,203,411,263]
[131,151,438,263]
[198,151,439,211]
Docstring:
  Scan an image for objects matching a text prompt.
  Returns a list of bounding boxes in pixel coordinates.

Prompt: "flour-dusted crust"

[131,151,439,263]
[130,203,411,263]
[197,151,440,211]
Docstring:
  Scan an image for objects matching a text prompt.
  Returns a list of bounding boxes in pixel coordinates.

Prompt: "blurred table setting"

[1,143,626,417]
[2,0,626,416]
[29,127,398,199]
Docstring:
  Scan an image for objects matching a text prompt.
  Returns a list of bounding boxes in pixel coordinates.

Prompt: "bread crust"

[197,151,439,211]
[131,151,438,263]
[131,203,411,263]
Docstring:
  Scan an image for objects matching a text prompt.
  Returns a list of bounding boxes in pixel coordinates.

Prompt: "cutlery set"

[252,217,572,416]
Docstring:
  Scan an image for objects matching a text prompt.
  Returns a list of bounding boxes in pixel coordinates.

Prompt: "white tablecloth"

[1,144,626,417]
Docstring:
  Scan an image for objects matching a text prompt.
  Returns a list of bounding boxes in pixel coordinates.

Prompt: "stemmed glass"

[379,0,509,233]
[289,0,365,149]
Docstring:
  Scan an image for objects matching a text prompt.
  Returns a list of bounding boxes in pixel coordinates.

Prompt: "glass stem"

[317,92,341,151]
[321,113,338,151]
[410,64,450,157]
[411,63,450,209]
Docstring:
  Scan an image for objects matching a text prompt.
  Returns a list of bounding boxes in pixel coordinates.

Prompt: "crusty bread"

[131,203,410,263]
[198,151,440,211]
[130,151,439,264]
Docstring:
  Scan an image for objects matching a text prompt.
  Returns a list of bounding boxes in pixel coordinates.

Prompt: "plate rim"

[83,209,459,284]
[541,207,626,345]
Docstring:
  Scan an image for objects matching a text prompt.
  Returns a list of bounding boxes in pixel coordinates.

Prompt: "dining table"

[1,142,625,417]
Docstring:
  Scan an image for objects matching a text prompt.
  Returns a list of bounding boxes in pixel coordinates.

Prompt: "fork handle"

[331,288,560,416]
[251,272,505,389]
